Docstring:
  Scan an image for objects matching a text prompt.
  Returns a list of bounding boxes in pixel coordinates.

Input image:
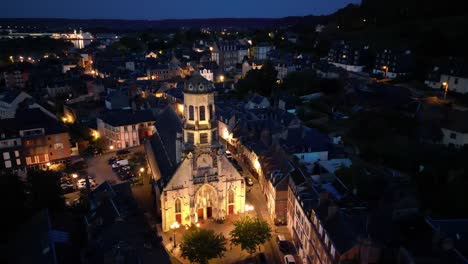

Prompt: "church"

[146,74,246,232]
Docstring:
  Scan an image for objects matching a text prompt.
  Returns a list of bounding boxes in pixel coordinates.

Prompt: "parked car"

[284,255,295,264]
[77,178,97,189]
[112,159,129,168]
[225,150,233,159]
[279,240,296,254]
[245,177,254,186]
[108,157,117,165]
[117,149,131,157]
[60,183,75,194]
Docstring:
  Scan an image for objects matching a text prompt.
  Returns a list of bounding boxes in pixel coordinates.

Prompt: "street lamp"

[442,82,449,100]
[170,222,180,250]
[109,145,114,150]
[382,66,388,78]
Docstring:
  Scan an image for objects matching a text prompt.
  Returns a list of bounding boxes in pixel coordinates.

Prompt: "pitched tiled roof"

[148,107,182,182]
[99,110,155,127]
[0,108,66,134]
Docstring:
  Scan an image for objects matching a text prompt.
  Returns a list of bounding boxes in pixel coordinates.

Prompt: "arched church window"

[175,198,181,213]
[228,190,234,204]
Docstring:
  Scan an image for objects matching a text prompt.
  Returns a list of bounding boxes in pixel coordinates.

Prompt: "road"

[235,154,292,264]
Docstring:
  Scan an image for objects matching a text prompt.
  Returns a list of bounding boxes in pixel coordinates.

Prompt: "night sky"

[2,0,360,20]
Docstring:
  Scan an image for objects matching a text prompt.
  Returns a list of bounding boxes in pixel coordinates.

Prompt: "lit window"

[5,160,12,168]
[16,158,21,165]
[3,152,10,160]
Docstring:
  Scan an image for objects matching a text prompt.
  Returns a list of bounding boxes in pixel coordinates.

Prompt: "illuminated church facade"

[146,74,246,232]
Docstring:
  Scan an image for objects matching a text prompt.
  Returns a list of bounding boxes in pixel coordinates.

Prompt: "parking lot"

[63,146,145,205]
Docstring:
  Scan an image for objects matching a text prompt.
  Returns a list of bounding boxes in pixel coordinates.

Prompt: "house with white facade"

[97,109,155,150]
[441,110,468,148]
[327,40,370,73]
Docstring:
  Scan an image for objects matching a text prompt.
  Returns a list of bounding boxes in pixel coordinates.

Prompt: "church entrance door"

[228,204,234,214]
[197,208,204,220]
[207,207,213,218]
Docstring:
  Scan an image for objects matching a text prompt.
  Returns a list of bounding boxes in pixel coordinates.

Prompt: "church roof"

[183,73,214,94]
[149,107,182,183]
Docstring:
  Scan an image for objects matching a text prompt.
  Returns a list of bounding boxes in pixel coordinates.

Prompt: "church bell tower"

[182,74,218,151]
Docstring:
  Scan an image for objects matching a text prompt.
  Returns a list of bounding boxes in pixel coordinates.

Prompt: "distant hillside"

[0,16,328,31]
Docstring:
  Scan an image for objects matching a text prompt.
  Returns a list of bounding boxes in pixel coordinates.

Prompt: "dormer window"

[188,84,193,90]
[199,84,204,90]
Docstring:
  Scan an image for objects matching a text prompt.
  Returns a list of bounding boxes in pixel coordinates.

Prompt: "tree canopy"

[180,227,227,264]
[236,60,277,97]
[229,216,272,254]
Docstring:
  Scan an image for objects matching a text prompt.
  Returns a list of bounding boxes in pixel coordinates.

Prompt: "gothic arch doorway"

[195,184,218,221]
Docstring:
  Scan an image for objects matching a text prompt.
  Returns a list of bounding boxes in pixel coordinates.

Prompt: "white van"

[112,159,129,168]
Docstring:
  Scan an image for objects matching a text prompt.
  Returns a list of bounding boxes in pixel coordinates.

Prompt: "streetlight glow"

[442,82,449,100]
[109,145,114,150]
[170,221,180,250]
[140,167,145,173]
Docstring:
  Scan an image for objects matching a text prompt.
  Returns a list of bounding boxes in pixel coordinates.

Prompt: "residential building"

[425,58,468,93]
[198,61,219,82]
[244,95,270,110]
[441,110,468,148]
[258,146,295,224]
[3,69,29,88]
[146,74,245,232]
[251,43,273,61]
[211,41,245,71]
[0,108,76,169]
[46,81,72,98]
[105,90,130,110]
[274,60,298,80]
[373,48,414,78]
[146,63,181,81]
[327,40,370,72]
[0,90,32,119]
[280,126,330,166]
[97,109,155,150]
[287,168,380,264]
[84,182,171,263]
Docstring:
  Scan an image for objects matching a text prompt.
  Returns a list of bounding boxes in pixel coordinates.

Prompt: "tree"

[230,216,272,254]
[27,169,65,212]
[0,172,27,236]
[236,60,277,97]
[180,227,227,264]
